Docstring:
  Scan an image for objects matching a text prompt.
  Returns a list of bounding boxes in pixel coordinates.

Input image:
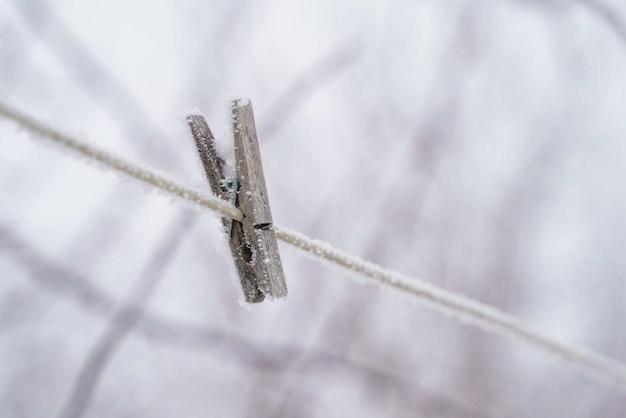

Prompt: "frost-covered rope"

[0,103,242,222]
[2,101,626,390]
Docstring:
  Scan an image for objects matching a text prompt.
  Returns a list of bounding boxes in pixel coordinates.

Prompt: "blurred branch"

[176,0,255,109]
[8,0,194,282]
[523,0,626,47]
[577,0,626,45]
[0,6,52,95]
[0,226,486,417]
[9,0,182,170]
[259,42,362,139]
[58,212,197,418]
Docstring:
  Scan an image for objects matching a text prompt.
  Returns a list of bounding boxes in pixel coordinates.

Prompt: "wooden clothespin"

[187,100,287,303]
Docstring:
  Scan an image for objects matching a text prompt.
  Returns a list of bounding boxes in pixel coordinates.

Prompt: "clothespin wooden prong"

[232,99,287,299]
[186,100,287,303]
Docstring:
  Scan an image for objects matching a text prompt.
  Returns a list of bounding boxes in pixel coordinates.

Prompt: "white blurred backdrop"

[1,0,626,417]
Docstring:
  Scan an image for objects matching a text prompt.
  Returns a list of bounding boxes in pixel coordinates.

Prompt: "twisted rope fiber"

[2,101,626,390]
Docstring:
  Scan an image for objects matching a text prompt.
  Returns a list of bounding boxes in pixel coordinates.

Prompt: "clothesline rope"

[2,101,626,390]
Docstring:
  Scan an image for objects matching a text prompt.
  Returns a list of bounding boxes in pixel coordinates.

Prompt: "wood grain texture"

[187,115,225,195]
[232,100,287,299]
[187,114,265,303]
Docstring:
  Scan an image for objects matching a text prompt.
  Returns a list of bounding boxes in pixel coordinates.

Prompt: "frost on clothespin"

[186,100,287,303]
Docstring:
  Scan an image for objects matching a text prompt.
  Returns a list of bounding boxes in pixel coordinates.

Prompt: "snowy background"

[1,0,626,416]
